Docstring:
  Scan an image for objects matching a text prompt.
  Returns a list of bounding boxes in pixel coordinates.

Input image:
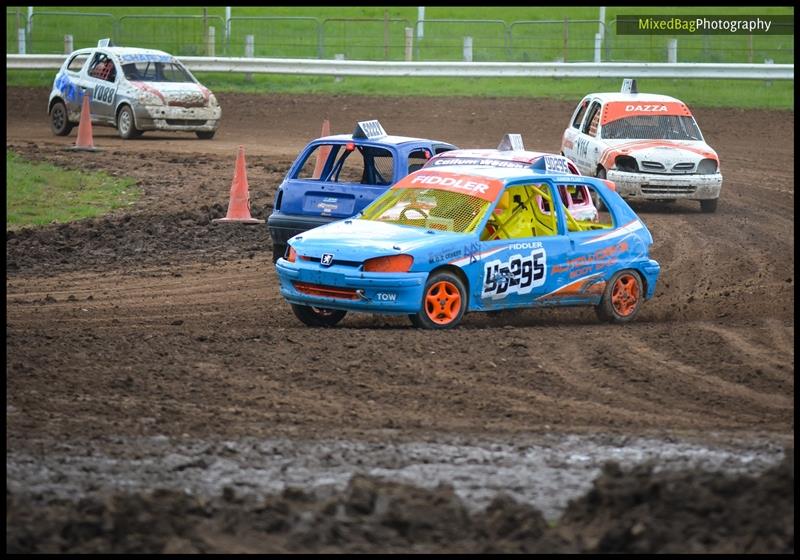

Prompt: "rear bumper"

[275,258,427,314]
[268,213,339,245]
[607,170,722,200]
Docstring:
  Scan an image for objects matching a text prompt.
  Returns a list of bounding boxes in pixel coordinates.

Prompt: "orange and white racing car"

[561,79,722,213]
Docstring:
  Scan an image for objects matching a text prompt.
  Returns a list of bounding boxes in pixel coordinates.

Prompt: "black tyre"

[596,167,607,180]
[595,270,644,324]
[291,304,346,327]
[50,101,74,136]
[196,130,216,140]
[117,105,142,139]
[272,242,287,264]
[411,270,467,329]
[700,199,718,213]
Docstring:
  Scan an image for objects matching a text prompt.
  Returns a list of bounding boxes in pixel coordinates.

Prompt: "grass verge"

[6,150,140,230]
[6,70,794,110]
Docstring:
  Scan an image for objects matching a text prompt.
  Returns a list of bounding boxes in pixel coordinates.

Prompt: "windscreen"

[360,187,491,233]
[601,115,703,141]
[122,61,194,83]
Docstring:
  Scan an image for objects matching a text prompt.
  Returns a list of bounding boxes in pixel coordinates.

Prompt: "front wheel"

[595,270,643,323]
[411,270,467,329]
[700,199,718,213]
[291,304,346,327]
[117,105,142,139]
[50,101,74,136]
[196,130,216,140]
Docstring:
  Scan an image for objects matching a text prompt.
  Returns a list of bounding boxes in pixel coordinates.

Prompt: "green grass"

[6,6,794,63]
[6,150,140,230]
[7,69,793,110]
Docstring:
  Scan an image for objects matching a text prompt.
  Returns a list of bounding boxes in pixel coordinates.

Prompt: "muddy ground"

[5,86,795,553]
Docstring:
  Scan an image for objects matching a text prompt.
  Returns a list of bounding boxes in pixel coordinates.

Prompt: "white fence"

[6,54,794,80]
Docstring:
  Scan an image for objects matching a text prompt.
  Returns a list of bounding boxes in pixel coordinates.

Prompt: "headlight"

[286,246,297,262]
[208,93,218,108]
[137,91,164,106]
[614,155,639,173]
[697,158,718,174]
[363,255,413,272]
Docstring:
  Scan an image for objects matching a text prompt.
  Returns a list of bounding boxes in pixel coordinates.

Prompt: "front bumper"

[268,212,339,245]
[275,258,428,315]
[134,105,221,132]
[607,170,722,200]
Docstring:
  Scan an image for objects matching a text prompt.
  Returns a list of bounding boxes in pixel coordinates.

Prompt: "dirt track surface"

[6,87,795,553]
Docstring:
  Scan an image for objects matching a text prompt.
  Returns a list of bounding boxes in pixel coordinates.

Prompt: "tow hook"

[355,289,370,302]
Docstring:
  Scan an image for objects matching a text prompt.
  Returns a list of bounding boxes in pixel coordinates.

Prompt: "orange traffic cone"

[68,92,101,152]
[311,118,331,179]
[212,145,265,224]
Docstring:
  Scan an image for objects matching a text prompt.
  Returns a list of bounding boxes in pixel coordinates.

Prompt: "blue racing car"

[275,164,660,329]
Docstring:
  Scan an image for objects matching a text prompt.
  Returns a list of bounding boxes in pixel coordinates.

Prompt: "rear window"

[294,144,394,185]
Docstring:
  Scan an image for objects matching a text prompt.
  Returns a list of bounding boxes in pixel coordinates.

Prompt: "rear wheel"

[50,101,73,136]
[117,105,142,139]
[291,304,346,327]
[595,270,643,323]
[411,270,467,329]
[700,199,718,213]
[196,130,216,140]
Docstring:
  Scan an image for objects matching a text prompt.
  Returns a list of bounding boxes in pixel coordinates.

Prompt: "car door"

[82,50,119,124]
[571,99,603,175]
[562,96,589,165]
[472,182,571,311]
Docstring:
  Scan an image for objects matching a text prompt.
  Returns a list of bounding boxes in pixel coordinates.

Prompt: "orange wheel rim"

[424,281,461,325]
[611,273,639,317]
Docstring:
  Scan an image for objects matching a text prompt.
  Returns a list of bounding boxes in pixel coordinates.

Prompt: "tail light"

[363,254,413,272]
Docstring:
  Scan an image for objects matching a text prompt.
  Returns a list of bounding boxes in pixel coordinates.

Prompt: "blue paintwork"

[267,133,457,248]
[275,168,661,324]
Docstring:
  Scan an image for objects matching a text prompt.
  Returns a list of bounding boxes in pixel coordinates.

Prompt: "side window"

[571,99,588,129]
[87,53,117,83]
[407,149,430,174]
[582,102,602,136]
[67,54,89,73]
[481,183,559,241]
[557,183,614,232]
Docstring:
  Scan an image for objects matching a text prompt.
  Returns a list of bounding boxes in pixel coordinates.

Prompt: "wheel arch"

[428,264,470,298]
[115,102,138,129]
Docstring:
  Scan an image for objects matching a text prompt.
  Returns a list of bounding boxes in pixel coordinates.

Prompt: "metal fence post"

[463,36,473,62]
[334,53,344,82]
[594,33,601,63]
[245,34,254,82]
[18,28,26,54]
[667,39,677,63]
[207,25,215,57]
[404,27,413,61]
[563,18,568,62]
[64,34,73,54]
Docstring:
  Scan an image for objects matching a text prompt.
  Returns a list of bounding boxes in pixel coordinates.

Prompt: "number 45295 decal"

[482,249,546,300]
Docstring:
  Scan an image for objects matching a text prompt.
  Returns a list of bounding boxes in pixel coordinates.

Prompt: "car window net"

[360,188,490,233]
[602,115,702,141]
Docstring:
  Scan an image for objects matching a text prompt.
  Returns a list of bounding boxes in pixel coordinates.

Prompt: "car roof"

[432,148,555,163]
[585,92,684,104]
[316,133,451,147]
[70,46,174,58]
[415,165,576,183]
